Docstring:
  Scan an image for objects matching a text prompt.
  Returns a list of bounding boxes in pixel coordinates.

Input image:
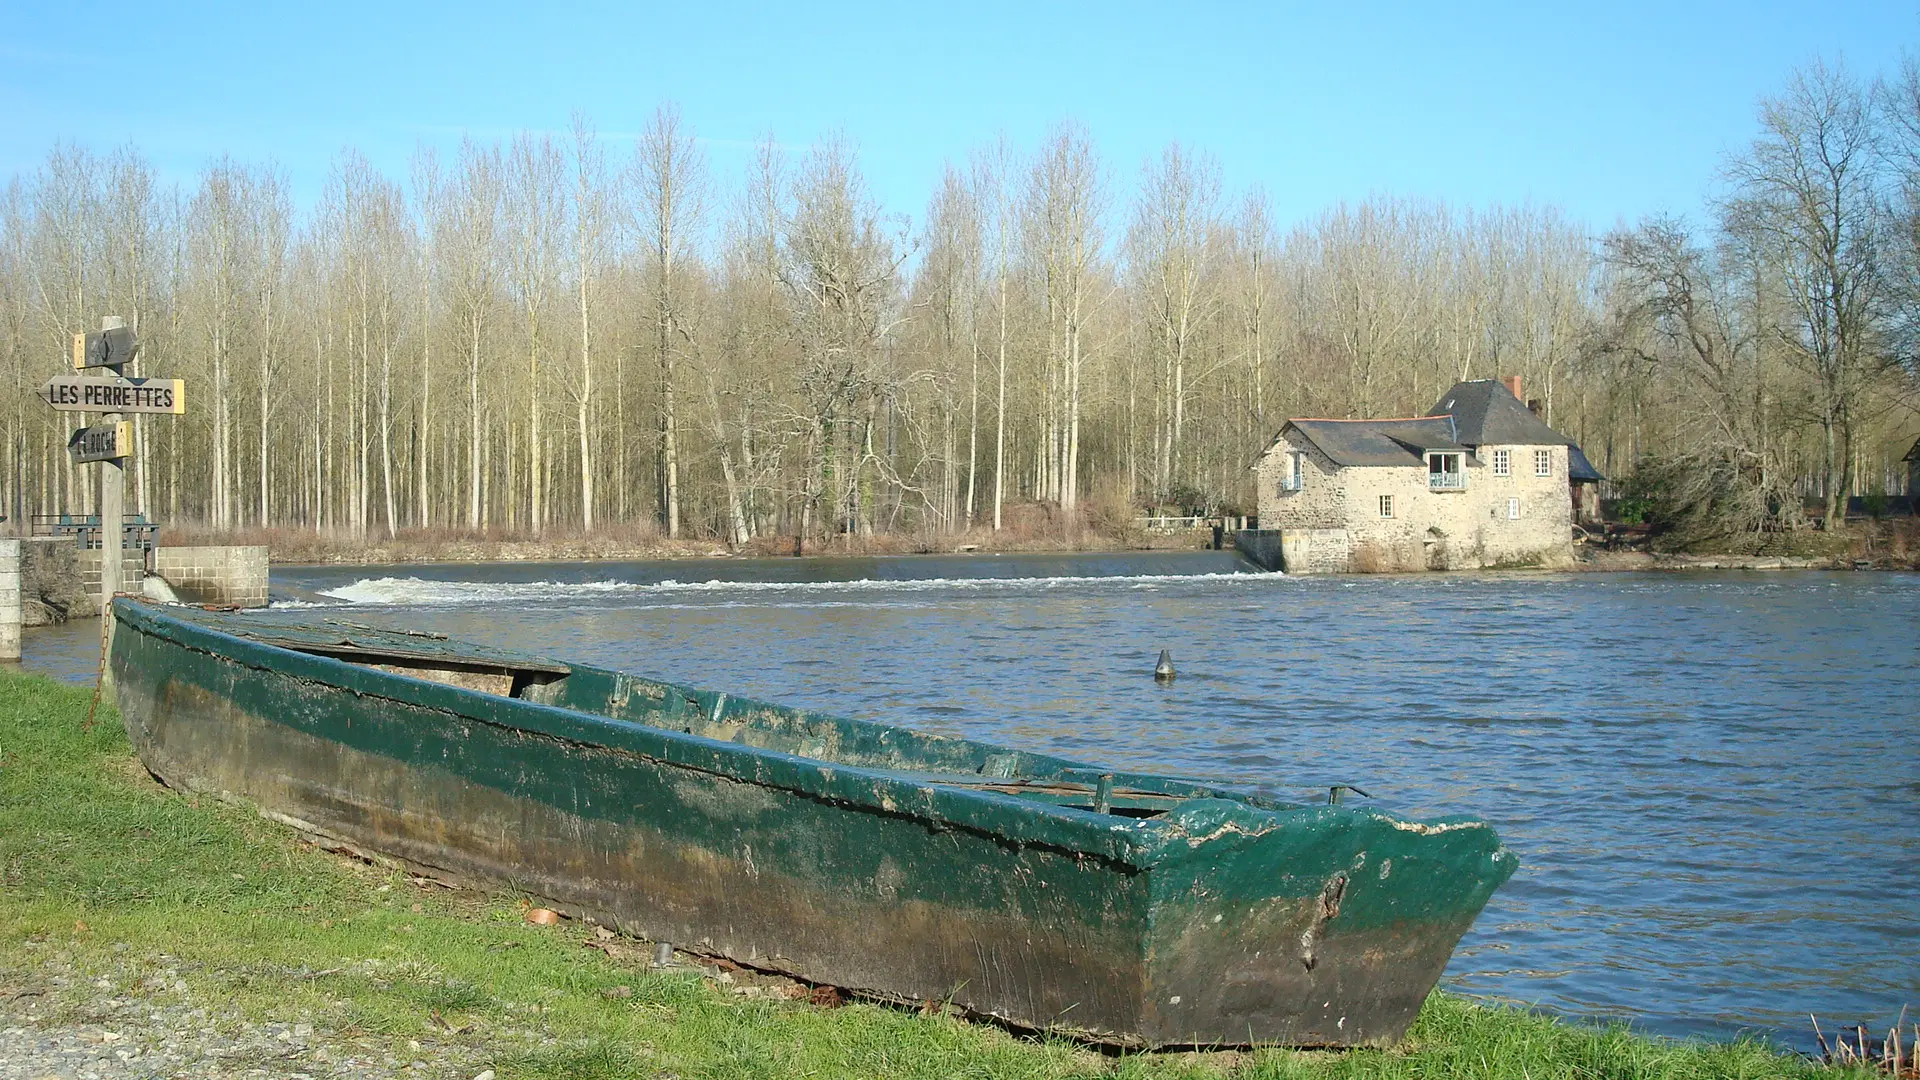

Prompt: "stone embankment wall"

[20,538,96,624]
[77,547,147,607]
[0,540,19,660]
[1234,528,1352,574]
[13,540,268,625]
[152,546,269,607]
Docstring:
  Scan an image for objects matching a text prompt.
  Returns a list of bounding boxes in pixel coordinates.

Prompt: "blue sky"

[2,1,1915,236]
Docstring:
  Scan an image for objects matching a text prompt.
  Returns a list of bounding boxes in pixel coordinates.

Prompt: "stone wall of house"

[1464,444,1576,567]
[1252,437,1575,572]
[1254,434,1347,528]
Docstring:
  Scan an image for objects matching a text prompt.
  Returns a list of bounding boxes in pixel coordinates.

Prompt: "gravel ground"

[0,931,814,1079]
[0,945,501,1080]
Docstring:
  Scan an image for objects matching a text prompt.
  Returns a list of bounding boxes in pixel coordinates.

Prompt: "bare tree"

[504,134,564,534]
[445,141,500,530]
[1128,143,1217,498]
[1726,61,1892,528]
[634,104,706,538]
[568,114,609,531]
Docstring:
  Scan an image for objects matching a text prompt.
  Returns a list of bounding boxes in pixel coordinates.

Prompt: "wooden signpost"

[40,317,186,629]
[67,421,133,464]
[40,375,186,414]
[72,327,138,370]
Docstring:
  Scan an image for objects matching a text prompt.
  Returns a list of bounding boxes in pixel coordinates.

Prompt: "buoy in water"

[1153,649,1176,683]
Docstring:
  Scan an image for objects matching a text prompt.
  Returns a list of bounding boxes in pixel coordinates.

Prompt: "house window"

[1507,497,1521,520]
[1492,449,1510,476]
[1280,451,1305,493]
[1379,494,1393,518]
[1427,452,1465,490]
[1535,449,1552,476]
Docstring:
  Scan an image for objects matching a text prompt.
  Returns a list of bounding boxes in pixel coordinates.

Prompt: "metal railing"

[30,513,158,551]
[1135,515,1208,532]
[1428,473,1467,491]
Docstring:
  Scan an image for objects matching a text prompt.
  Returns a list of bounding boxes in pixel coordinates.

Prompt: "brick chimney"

[1501,375,1522,401]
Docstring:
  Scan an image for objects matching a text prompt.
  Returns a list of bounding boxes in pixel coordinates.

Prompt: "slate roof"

[1285,417,1474,468]
[1429,380,1571,447]
[1903,437,1920,462]
[1265,379,1606,480]
[1426,380,1606,482]
[1566,445,1604,483]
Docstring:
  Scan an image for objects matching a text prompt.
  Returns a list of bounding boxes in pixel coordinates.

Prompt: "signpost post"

[39,318,185,634]
[94,318,128,618]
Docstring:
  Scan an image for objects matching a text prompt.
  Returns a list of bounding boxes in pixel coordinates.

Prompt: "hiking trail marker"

[67,421,133,464]
[41,375,185,414]
[41,317,187,626]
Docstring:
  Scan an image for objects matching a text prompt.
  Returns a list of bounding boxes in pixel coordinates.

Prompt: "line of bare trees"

[2,60,1916,546]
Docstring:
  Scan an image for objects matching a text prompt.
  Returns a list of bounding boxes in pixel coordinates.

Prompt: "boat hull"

[110,600,1514,1047]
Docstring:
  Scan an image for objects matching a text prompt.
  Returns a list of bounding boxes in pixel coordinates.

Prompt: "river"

[25,551,1919,1047]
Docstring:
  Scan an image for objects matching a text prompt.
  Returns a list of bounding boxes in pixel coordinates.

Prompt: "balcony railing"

[1428,473,1467,491]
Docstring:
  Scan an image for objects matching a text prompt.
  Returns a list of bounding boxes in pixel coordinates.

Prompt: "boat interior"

[192,611,1229,818]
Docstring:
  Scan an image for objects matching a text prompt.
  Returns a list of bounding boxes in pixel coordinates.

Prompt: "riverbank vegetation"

[155,492,1172,565]
[4,55,1916,552]
[0,670,1851,1078]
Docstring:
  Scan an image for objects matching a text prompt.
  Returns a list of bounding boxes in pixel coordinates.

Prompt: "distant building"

[1249,377,1604,573]
[1906,436,1920,497]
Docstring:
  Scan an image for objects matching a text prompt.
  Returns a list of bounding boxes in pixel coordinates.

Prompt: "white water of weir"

[312,568,1288,607]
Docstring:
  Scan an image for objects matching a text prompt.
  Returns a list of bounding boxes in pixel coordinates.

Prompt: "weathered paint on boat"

[109,598,1516,1047]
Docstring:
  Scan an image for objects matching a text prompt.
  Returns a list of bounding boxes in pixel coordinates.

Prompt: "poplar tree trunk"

[468,317,481,529]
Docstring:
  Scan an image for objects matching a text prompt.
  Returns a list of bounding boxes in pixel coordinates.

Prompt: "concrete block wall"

[1280,528,1354,574]
[1234,528,1353,575]
[76,547,147,609]
[1234,529,1286,572]
[0,539,19,660]
[153,545,269,608]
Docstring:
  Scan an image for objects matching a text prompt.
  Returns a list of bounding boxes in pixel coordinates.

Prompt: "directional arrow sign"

[40,375,185,414]
[67,421,132,463]
[71,326,138,369]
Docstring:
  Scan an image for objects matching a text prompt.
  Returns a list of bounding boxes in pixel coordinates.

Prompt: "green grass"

[0,669,1840,1079]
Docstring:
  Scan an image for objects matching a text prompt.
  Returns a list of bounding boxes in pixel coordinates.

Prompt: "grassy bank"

[0,672,1832,1079]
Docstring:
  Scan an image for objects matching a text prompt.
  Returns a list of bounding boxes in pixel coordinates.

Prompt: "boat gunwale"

[115,599,1178,864]
[114,600,1505,871]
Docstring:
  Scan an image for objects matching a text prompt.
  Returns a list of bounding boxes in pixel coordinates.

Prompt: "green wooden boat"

[109,598,1516,1048]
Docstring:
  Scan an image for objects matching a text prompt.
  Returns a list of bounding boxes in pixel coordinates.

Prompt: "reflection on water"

[37,551,1920,1046]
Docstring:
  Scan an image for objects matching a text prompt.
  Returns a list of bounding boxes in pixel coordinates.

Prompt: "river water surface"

[26,552,1918,1046]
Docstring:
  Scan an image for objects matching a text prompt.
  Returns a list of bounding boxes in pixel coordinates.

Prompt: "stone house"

[1248,377,1603,573]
